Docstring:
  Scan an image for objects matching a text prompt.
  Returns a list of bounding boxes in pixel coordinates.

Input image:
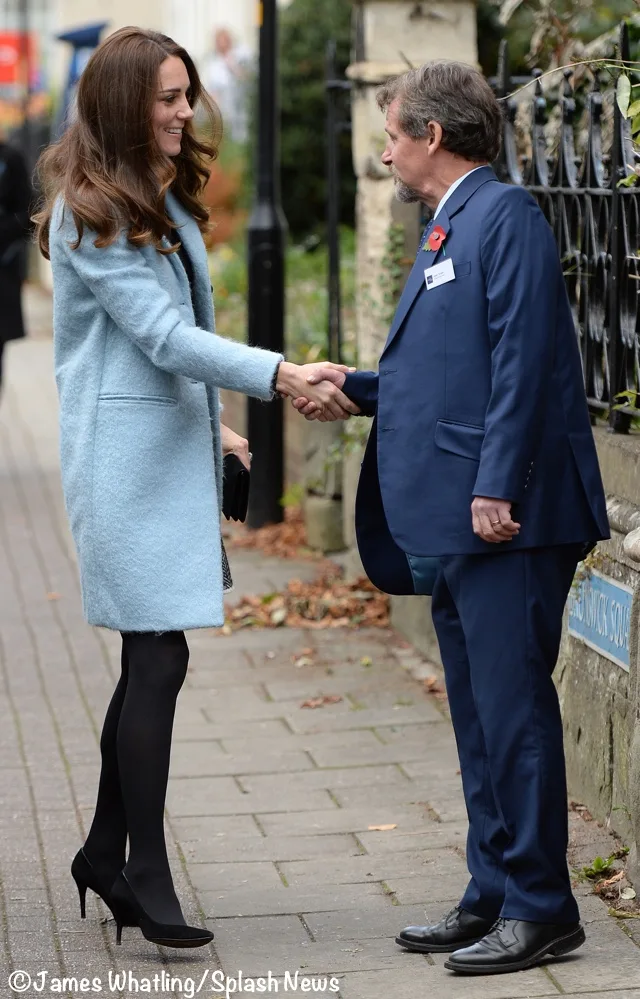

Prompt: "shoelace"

[491,917,509,933]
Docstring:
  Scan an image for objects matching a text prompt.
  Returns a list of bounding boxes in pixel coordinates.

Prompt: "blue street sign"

[567,569,633,671]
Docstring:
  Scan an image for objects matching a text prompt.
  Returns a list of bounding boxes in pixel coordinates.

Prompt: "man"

[202,27,252,143]
[0,131,32,396]
[294,61,609,975]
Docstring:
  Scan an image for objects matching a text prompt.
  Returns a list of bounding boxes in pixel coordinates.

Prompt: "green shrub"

[209,227,356,364]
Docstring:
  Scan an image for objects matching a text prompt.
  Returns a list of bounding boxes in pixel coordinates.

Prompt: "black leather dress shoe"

[396,905,497,953]
[444,917,585,974]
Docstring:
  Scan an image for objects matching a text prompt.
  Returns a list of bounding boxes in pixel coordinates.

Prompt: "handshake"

[276,361,359,422]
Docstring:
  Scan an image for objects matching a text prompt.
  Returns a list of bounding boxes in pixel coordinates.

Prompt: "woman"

[0,131,32,395]
[34,26,354,950]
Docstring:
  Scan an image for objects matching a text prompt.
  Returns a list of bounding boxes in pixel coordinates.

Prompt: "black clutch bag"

[222,453,250,522]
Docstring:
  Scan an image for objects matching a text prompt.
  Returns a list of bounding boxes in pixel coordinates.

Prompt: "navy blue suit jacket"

[344,167,609,590]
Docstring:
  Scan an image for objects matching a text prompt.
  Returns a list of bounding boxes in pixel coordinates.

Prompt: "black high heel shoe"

[71,849,138,927]
[110,872,213,948]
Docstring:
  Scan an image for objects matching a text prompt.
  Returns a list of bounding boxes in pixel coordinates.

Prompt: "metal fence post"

[247,0,287,526]
[608,21,632,433]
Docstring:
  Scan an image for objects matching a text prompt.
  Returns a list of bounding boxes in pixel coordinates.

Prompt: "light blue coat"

[50,191,282,632]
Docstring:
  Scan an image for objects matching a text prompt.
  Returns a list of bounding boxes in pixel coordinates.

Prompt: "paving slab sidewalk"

[0,309,638,998]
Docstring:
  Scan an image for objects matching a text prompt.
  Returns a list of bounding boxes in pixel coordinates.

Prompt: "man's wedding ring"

[490,520,501,526]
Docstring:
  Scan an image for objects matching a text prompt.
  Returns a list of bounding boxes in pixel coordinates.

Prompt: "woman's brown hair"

[34,26,221,259]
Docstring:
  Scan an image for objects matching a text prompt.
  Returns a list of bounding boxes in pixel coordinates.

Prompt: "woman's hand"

[220,424,251,470]
[276,362,359,421]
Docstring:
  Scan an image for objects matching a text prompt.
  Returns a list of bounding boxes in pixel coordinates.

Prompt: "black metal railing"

[325,40,352,365]
[494,22,639,432]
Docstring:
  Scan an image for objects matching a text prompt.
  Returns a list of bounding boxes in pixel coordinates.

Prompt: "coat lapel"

[381,166,498,358]
[165,191,214,332]
[383,210,451,355]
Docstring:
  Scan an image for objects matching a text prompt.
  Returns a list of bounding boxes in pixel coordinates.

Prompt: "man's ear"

[425,121,444,156]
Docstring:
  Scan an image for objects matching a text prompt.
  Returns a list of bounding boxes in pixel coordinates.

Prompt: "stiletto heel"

[74,878,87,919]
[116,920,123,945]
[70,849,138,928]
[110,872,213,949]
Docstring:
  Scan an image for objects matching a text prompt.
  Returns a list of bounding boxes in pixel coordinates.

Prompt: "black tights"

[83,631,189,923]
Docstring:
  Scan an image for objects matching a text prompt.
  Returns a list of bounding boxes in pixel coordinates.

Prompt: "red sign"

[0,32,37,87]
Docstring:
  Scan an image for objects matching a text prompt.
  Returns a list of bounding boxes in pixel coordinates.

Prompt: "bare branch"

[499,0,526,24]
[497,57,640,103]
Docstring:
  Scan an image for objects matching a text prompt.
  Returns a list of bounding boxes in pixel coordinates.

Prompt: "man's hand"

[277,362,359,421]
[290,366,350,421]
[471,497,520,544]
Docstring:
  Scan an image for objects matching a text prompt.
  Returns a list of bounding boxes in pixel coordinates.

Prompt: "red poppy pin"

[426,224,447,252]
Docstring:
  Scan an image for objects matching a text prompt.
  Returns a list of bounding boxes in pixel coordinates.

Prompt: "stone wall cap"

[624,525,640,563]
[607,495,640,538]
[347,61,412,84]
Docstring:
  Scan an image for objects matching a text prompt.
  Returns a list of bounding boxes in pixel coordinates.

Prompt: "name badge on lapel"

[424,257,455,290]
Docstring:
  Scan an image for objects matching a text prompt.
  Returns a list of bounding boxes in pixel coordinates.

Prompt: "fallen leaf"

[569,801,594,821]
[608,907,640,919]
[424,675,443,692]
[367,824,397,832]
[293,656,314,668]
[600,870,625,888]
[227,506,313,560]
[301,695,343,709]
[220,567,390,634]
[237,616,261,629]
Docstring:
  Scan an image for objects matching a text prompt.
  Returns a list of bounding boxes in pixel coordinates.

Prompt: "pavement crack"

[352,834,368,855]
[395,762,414,782]
[273,861,289,887]
[303,748,320,769]
[298,914,316,941]
[540,963,565,992]
[380,880,400,905]
[0,803,12,970]
[425,802,442,823]
[252,813,268,837]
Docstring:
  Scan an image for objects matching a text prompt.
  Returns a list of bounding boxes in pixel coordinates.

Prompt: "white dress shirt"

[432,165,486,220]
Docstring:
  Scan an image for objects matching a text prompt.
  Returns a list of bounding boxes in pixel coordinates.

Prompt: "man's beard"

[392,175,420,203]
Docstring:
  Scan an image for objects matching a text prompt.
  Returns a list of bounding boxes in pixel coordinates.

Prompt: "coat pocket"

[97,394,178,407]
[434,419,484,461]
[454,260,472,278]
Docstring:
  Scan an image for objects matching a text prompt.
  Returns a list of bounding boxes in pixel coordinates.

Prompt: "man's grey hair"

[377,61,503,163]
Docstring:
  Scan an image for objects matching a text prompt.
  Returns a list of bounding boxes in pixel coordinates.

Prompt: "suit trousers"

[431,544,582,924]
